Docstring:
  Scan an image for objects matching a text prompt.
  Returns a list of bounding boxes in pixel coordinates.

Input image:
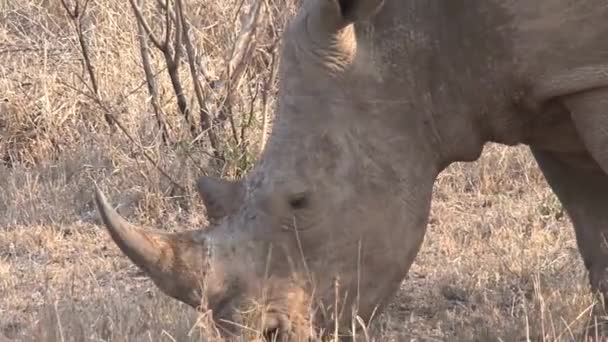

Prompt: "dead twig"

[60,0,113,127]
[258,39,279,154]
[102,107,186,193]
[175,0,224,163]
[135,0,172,145]
[219,0,264,148]
[59,80,186,193]
[240,80,260,146]
[129,0,196,136]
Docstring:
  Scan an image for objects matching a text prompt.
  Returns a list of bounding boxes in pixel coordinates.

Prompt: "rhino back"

[364,1,608,94]
[354,1,608,155]
[506,1,608,73]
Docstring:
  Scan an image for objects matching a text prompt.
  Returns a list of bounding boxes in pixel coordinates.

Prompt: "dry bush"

[0,0,598,341]
[1,0,297,339]
[0,0,298,226]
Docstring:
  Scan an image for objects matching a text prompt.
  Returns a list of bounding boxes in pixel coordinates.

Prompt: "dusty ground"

[0,0,599,341]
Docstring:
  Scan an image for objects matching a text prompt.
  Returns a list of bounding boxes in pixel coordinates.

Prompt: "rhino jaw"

[93,185,210,308]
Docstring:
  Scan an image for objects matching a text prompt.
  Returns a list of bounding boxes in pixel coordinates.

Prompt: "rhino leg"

[531,147,608,334]
[564,88,608,174]
[561,88,608,287]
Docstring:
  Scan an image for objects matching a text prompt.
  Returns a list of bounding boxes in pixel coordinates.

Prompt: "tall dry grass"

[0,0,599,341]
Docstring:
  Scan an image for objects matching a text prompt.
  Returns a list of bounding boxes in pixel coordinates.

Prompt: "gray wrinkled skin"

[95,0,608,339]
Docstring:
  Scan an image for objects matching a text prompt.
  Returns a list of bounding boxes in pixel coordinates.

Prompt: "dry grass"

[0,0,597,341]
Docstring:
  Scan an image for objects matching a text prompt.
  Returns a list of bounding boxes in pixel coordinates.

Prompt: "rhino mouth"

[93,185,315,339]
[214,304,300,340]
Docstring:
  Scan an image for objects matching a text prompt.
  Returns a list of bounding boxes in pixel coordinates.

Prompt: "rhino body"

[95,0,608,339]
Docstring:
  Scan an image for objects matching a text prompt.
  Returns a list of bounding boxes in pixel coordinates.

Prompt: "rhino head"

[96,0,454,338]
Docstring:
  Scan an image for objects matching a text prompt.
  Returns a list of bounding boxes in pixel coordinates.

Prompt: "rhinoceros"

[94,0,608,339]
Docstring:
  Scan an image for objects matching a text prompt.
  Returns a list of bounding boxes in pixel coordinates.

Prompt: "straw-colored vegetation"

[0,0,599,340]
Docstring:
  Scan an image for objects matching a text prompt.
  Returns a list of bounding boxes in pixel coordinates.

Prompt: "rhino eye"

[288,193,309,210]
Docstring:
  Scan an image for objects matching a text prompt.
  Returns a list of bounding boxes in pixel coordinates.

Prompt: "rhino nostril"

[262,315,283,342]
[263,326,280,341]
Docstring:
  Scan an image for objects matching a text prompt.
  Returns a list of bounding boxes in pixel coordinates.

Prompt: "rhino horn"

[94,185,208,307]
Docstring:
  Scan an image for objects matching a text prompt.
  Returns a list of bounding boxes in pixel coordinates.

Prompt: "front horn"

[94,185,210,308]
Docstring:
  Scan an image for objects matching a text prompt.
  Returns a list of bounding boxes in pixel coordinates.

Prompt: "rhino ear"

[310,0,383,34]
[334,0,384,23]
[196,176,243,221]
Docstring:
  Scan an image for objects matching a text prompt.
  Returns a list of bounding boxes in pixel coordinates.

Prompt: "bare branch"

[80,0,91,19]
[131,0,195,136]
[228,0,263,80]
[103,107,185,193]
[241,80,260,144]
[75,20,98,97]
[129,0,165,50]
[60,0,78,19]
[164,0,173,52]
[165,55,194,135]
[58,79,185,191]
[171,0,183,66]
[259,41,279,154]
[136,0,172,144]
[218,0,264,148]
[155,0,178,25]
[176,0,223,162]
[231,0,248,29]
[226,93,241,147]
[61,0,112,127]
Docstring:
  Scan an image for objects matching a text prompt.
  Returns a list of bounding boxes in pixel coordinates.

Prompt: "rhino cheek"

[323,184,434,321]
